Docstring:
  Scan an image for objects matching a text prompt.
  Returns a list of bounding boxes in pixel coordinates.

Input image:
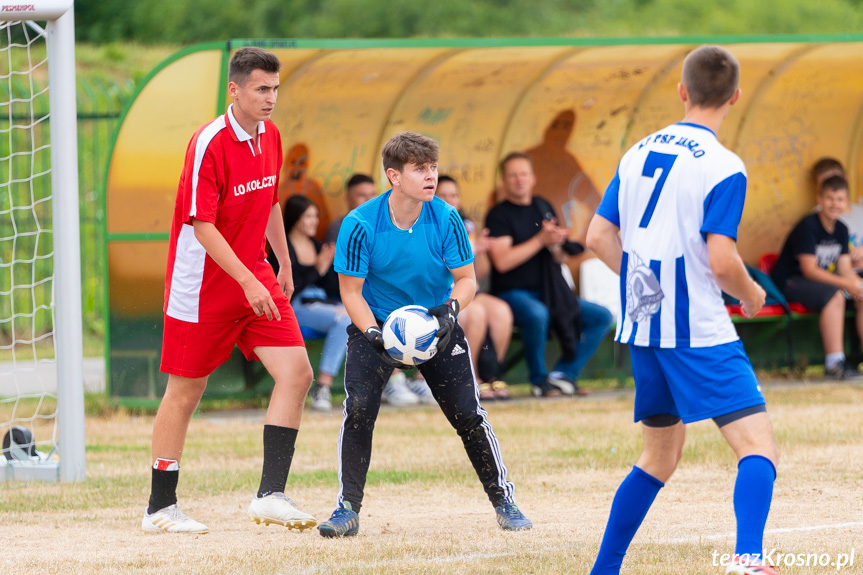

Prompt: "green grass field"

[2,381,862,574]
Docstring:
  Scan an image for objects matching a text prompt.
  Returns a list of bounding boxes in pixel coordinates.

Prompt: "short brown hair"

[381,132,439,174]
[229,47,281,85]
[499,151,533,176]
[811,157,845,186]
[819,175,849,196]
[681,45,740,108]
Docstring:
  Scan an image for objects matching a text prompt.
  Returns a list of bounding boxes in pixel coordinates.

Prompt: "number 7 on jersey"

[638,151,677,228]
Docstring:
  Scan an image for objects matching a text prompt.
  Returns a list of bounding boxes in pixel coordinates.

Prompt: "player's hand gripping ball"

[382,305,441,366]
[427,298,459,351]
[363,326,405,368]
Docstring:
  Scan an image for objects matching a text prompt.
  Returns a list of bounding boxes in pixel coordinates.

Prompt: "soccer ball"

[382,305,440,366]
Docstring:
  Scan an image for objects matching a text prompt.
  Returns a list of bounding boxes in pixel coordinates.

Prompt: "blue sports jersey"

[597,122,747,348]
[334,192,474,321]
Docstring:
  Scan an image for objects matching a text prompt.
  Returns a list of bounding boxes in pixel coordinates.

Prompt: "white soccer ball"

[382,305,441,366]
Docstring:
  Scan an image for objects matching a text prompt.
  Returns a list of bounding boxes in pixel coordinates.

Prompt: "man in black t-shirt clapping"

[485,152,613,397]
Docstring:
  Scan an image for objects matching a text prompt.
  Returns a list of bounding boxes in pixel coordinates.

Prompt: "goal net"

[0,2,84,482]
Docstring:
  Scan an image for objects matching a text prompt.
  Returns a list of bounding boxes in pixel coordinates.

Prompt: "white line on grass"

[277,546,576,574]
[665,521,863,544]
[277,522,863,573]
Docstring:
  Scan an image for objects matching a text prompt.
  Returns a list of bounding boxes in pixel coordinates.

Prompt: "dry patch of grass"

[2,382,862,574]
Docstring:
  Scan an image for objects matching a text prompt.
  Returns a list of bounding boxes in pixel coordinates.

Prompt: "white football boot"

[141,503,209,534]
[381,371,420,406]
[248,492,317,530]
[406,376,437,405]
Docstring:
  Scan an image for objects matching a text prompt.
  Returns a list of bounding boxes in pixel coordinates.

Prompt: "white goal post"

[0,0,84,482]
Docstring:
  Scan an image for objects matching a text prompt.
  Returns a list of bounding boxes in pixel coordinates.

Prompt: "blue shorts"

[629,340,766,424]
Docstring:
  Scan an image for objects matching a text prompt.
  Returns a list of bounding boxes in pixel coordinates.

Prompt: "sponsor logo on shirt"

[626,251,664,323]
[234,174,277,197]
[638,132,705,158]
[815,241,842,272]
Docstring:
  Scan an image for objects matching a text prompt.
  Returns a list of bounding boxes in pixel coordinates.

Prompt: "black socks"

[257,425,299,498]
[147,458,179,514]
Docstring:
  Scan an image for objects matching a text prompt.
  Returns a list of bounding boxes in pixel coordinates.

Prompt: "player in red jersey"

[142,47,317,534]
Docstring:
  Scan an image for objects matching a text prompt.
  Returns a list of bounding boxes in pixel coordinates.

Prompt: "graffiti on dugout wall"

[279,143,331,240]
[310,143,368,200]
[737,115,815,253]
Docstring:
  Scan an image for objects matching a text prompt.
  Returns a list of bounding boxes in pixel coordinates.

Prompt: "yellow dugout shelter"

[105,37,863,400]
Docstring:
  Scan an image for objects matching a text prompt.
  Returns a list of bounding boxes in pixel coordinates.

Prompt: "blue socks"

[590,456,775,573]
[590,466,664,575]
[733,454,776,558]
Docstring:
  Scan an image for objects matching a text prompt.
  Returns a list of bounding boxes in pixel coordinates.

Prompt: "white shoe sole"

[248,513,317,530]
[547,377,575,395]
[247,498,317,530]
[141,518,209,534]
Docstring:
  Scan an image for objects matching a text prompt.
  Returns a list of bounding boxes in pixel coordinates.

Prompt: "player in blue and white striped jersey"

[605,121,746,348]
[586,46,780,575]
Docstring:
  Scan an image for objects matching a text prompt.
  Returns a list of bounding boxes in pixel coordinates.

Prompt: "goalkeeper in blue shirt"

[317,131,531,537]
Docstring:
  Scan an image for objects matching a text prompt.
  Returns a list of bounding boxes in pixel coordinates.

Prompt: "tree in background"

[74,0,863,44]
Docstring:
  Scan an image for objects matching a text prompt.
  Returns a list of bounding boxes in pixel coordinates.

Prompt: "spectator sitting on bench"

[485,152,613,397]
[436,175,513,401]
[811,156,863,274]
[811,157,846,190]
[812,157,863,273]
[277,195,353,410]
[771,175,863,380]
[325,173,377,244]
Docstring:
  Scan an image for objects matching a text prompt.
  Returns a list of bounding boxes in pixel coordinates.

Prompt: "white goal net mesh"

[0,20,58,469]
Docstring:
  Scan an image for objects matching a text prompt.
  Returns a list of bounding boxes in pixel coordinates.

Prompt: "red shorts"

[160,288,304,378]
